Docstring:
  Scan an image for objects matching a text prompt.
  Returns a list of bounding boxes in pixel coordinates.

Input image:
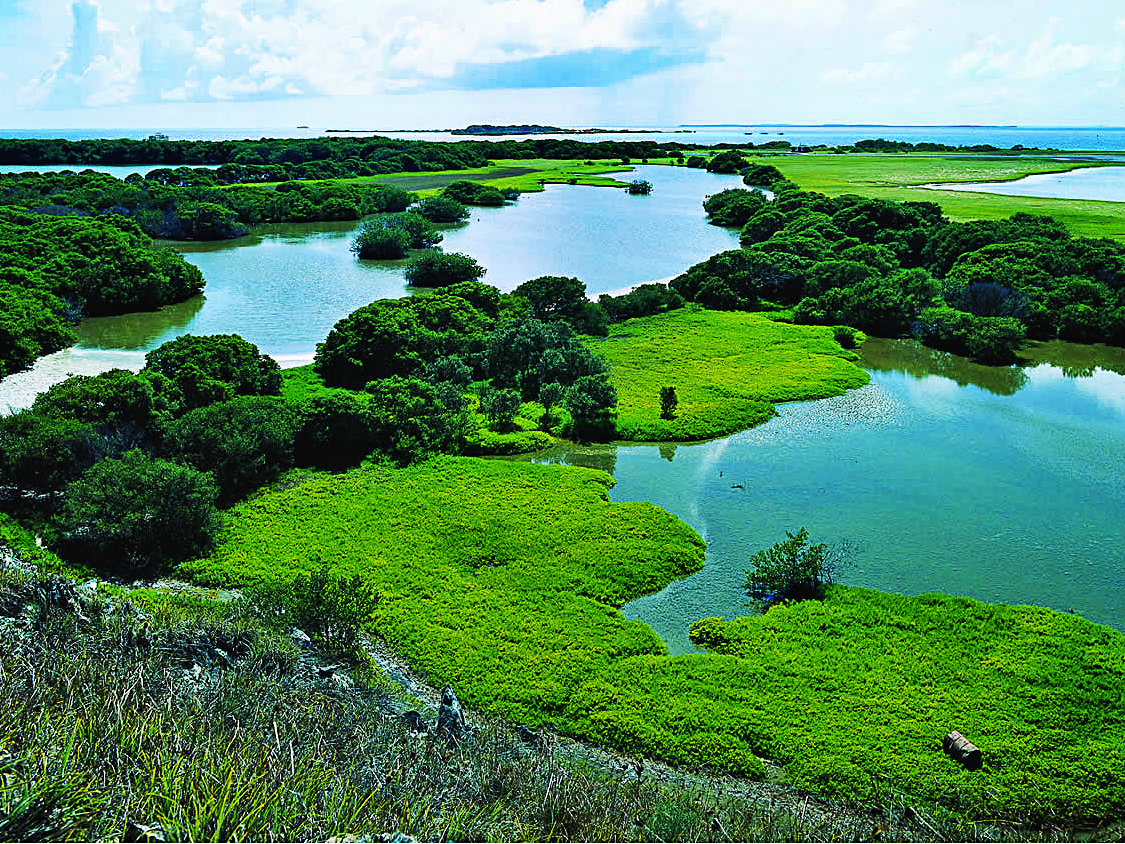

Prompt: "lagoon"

[0,165,741,411]
[527,338,1125,654]
[925,165,1125,202]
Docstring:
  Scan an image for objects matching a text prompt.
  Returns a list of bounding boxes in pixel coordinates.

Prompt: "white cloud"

[821,61,894,84]
[1016,18,1097,79]
[3,0,1123,127]
[948,19,1109,82]
[81,43,139,105]
[883,26,919,55]
[947,35,1015,78]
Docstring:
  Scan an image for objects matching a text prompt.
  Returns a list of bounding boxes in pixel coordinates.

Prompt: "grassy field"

[2,539,892,843]
[590,307,869,441]
[182,457,1125,826]
[742,153,1125,241]
[237,158,640,196]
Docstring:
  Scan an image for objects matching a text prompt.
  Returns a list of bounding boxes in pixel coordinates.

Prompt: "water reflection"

[658,443,677,463]
[1018,339,1125,378]
[860,337,1029,395]
[76,296,205,350]
[532,443,618,477]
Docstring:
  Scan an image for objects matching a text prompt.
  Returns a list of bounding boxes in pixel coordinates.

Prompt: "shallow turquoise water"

[527,338,1125,653]
[926,165,1125,201]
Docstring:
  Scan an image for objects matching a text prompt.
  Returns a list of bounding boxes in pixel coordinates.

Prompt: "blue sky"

[1,0,1121,128]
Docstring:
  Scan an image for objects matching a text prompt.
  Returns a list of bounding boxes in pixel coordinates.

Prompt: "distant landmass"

[450,124,660,136]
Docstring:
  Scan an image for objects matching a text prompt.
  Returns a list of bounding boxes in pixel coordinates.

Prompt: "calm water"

[925,166,1125,202]
[440,165,740,290]
[0,165,740,410]
[2,125,1124,150]
[526,338,1125,653]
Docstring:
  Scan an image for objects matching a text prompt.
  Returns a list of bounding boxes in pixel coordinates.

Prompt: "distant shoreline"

[326,125,696,136]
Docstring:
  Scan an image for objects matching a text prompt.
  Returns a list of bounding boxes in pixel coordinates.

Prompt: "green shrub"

[404,251,486,288]
[441,180,506,207]
[55,450,218,572]
[743,527,843,606]
[479,385,521,432]
[294,392,376,469]
[413,195,470,223]
[164,396,301,505]
[248,563,379,651]
[144,334,281,412]
[832,325,862,349]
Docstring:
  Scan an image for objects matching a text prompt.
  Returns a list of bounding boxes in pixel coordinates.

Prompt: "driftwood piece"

[943,730,982,770]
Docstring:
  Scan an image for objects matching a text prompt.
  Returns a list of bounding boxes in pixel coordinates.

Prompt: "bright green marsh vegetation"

[742,153,1125,241]
[591,307,869,441]
[185,456,1125,824]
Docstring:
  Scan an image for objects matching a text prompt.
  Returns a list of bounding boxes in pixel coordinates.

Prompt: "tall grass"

[0,564,934,842]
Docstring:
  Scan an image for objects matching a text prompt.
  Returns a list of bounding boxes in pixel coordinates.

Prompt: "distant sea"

[1,125,1124,151]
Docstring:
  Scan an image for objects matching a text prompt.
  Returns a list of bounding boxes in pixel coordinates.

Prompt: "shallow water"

[0,165,740,410]
[526,338,1125,653]
[924,166,1125,202]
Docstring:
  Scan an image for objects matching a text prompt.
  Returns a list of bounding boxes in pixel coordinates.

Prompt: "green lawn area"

[235,159,639,196]
[743,153,1125,241]
[185,457,1125,825]
[591,306,869,441]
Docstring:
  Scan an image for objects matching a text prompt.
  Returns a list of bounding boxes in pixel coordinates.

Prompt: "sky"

[0,0,1121,129]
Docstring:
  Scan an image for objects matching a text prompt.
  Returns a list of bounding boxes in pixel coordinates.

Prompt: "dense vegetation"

[677,178,1125,360]
[0,135,691,172]
[591,307,868,441]
[351,211,443,258]
[0,335,288,569]
[313,279,619,439]
[684,588,1125,822]
[181,458,1125,825]
[0,170,414,239]
[0,208,203,378]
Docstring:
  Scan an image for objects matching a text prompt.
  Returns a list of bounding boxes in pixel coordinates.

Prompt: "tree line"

[0,209,203,379]
[0,170,415,240]
[0,135,687,170]
[675,175,1125,360]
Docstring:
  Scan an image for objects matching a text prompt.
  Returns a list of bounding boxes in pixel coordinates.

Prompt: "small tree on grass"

[659,385,678,420]
[480,385,521,432]
[743,527,848,608]
[538,381,564,431]
[248,563,379,652]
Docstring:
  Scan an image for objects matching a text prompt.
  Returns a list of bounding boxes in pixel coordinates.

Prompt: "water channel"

[2,162,1123,651]
[523,338,1125,653]
[925,165,1125,202]
[0,165,742,411]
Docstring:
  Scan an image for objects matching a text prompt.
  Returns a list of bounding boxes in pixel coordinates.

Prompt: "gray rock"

[401,710,428,734]
[435,686,466,739]
[514,724,544,747]
[123,821,166,843]
[289,627,313,650]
